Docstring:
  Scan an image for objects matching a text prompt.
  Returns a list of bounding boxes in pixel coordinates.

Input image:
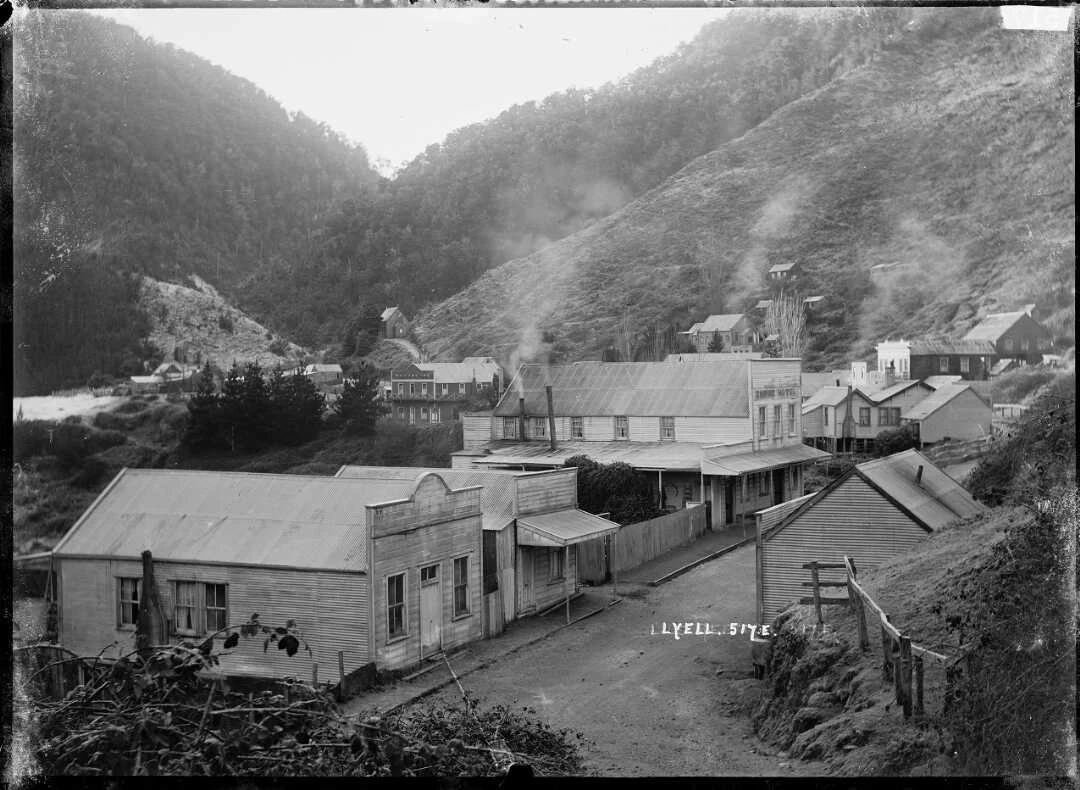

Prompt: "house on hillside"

[455,359,829,530]
[51,469,485,678]
[876,339,996,381]
[335,466,617,632]
[802,380,933,453]
[768,262,800,283]
[680,314,756,353]
[755,449,986,624]
[380,307,410,340]
[963,310,1053,365]
[303,363,343,388]
[900,384,992,445]
[389,357,504,424]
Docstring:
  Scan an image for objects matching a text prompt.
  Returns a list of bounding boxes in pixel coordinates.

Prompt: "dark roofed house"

[755,449,986,624]
[768,262,799,282]
[963,310,1053,364]
[876,338,996,382]
[380,306,410,339]
[680,313,756,353]
[52,468,486,678]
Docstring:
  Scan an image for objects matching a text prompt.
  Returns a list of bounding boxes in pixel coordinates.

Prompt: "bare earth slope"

[414,25,1073,370]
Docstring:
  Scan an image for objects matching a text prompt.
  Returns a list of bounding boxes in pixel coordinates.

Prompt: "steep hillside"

[415,14,1074,370]
[13,10,379,394]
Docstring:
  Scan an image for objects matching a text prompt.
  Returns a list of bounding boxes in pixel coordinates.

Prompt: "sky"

[95,8,729,174]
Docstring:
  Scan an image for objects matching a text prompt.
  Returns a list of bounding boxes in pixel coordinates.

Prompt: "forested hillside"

[415,9,1074,370]
[13,11,379,394]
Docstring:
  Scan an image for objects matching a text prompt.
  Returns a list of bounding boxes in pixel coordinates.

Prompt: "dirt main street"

[410,545,828,776]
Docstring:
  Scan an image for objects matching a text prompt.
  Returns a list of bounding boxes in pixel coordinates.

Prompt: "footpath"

[619,525,756,585]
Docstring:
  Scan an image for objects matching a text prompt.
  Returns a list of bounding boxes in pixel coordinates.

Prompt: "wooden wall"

[609,505,707,575]
[918,389,993,443]
[523,545,579,613]
[57,557,370,681]
[515,469,577,517]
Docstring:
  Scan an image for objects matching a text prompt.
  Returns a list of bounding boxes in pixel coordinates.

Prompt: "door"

[724,479,735,525]
[520,549,534,611]
[420,564,441,654]
[772,468,785,506]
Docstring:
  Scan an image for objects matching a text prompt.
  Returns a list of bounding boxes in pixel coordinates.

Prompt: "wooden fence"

[842,555,960,719]
[578,505,707,584]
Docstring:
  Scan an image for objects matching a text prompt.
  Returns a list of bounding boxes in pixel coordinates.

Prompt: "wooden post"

[881,623,892,682]
[248,692,254,724]
[855,594,869,653]
[77,660,85,689]
[338,650,346,702]
[899,635,913,719]
[810,563,823,625]
[913,655,925,718]
[312,662,318,686]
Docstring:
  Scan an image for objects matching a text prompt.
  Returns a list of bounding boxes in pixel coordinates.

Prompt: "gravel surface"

[406,545,829,776]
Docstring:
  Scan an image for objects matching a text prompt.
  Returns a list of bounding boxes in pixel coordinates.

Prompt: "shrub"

[92,411,132,431]
[874,425,917,457]
[14,420,55,462]
[992,367,1057,405]
[218,313,235,333]
[70,456,109,488]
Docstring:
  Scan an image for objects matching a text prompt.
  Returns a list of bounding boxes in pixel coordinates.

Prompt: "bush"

[992,367,1057,405]
[14,420,55,462]
[218,313,235,333]
[50,424,129,467]
[92,411,133,431]
[874,425,917,457]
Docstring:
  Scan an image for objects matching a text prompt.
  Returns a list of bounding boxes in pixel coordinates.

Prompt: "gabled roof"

[901,384,984,421]
[687,314,747,333]
[766,449,986,539]
[801,371,850,398]
[380,306,404,322]
[493,361,752,419]
[755,300,774,310]
[769,262,798,273]
[963,311,1049,342]
[51,469,448,571]
[860,379,930,404]
[908,339,997,356]
[801,386,851,409]
[303,363,343,375]
[922,375,963,390]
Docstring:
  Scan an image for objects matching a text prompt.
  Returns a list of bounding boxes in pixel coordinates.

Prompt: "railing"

[842,555,959,720]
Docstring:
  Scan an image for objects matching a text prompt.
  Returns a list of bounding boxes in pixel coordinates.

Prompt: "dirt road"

[411,545,828,776]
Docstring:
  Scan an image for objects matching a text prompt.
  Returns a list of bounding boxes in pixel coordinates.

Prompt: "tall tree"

[762,289,807,358]
[182,361,222,451]
[334,367,387,436]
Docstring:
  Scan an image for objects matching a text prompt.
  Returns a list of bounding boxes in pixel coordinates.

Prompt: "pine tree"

[334,366,386,436]
[182,361,222,451]
[269,367,326,445]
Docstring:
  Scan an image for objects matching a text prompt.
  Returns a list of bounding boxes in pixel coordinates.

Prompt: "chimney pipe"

[519,397,526,440]
[916,465,924,486]
[546,385,557,452]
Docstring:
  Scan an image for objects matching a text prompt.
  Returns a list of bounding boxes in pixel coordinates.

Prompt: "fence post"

[899,635,912,719]
[810,563,823,625]
[881,622,892,682]
[913,655,924,718]
[338,651,346,702]
[248,692,255,725]
[855,593,869,653]
[312,662,318,686]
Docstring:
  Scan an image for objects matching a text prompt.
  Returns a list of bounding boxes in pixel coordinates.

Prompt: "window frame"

[787,404,796,435]
[858,407,871,427]
[532,417,547,438]
[570,416,584,439]
[758,406,767,437]
[204,583,228,634]
[453,556,470,619]
[430,408,440,424]
[660,416,675,441]
[502,417,518,439]
[441,382,449,396]
[420,563,439,585]
[758,471,770,496]
[614,415,629,440]
[386,572,407,642]
[772,405,782,437]
[824,407,829,426]
[548,548,565,582]
[878,407,890,426]
[1003,337,1014,352]
[960,356,970,374]
[938,357,949,373]
[117,577,141,630]
[173,580,200,636]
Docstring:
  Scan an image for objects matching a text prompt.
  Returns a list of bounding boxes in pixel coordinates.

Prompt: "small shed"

[768,262,799,281]
[380,307,410,340]
[900,384,992,445]
[303,363,343,387]
[756,449,985,624]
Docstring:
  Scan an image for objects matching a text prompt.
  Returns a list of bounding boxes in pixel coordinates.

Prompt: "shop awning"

[517,509,620,547]
[701,444,831,476]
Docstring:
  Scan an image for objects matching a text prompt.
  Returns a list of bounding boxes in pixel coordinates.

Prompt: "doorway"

[420,564,442,655]
[724,479,735,525]
[772,468,785,506]
[520,550,535,611]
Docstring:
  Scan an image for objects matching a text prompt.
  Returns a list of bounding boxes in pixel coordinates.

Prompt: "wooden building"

[335,465,617,633]
[900,384,993,445]
[380,307,410,340]
[680,314,756,353]
[388,357,503,424]
[768,262,800,283]
[875,339,997,381]
[963,310,1053,364]
[802,380,933,452]
[756,449,985,624]
[456,359,829,530]
[51,469,486,678]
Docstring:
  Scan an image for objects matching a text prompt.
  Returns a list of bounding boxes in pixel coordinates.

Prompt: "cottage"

[335,466,617,632]
[380,307,410,340]
[800,370,851,402]
[680,314,756,353]
[963,310,1053,364]
[900,384,993,445]
[457,359,829,530]
[802,380,933,453]
[51,469,485,678]
[875,338,997,381]
[755,449,986,624]
[302,363,343,387]
[768,262,799,282]
[389,357,504,424]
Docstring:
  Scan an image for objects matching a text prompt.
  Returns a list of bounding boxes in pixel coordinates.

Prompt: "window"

[879,407,890,426]
[1004,337,1014,352]
[387,573,406,639]
[570,417,583,439]
[758,472,770,496]
[173,581,199,635]
[397,407,405,419]
[397,383,406,396]
[205,583,228,633]
[891,407,901,425]
[441,383,449,396]
[430,409,440,424]
[858,407,871,427]
[420,407,429,421]
[532,417,547,438]
[1020,338,1030,352]
[421,564,438,584]
[772,405,782,437]
[879,407,901,426]
[421,382,429,395]
[758,406,767,437]
[614,415,629,439]
[960,357,970,373]
[453,557,470,617]
[502,417,518,439]
[118,577,140,628]
[787,404,796,434]
[410,382,417,395]
[409,407,416,423]
[1039,337,1050,351]
[824,408,829,426]
[938,357,949,373]
[660,416,675,441]
[549,549,564,581]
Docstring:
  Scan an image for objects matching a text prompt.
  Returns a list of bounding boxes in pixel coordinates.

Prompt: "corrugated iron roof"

[922,375,963,390]
[802,386,850,409]
[517,509,620,546]
[962,311,1027,342]
[494,361,750,419]
[860,380,928,404]
[695,314,748,332]
[468,440,708,472]
[701,444,830,476]
[52,469,443,571]
[755,300,774,310]
[769,263,797,273]
[336,465,533,531]
[665,352,764,361]
[908,339,997,356]
[901,384,977,421]
[801,372,850,398]
[303,364,342,374]
[415,358,502,385]
[856,449,986,530]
